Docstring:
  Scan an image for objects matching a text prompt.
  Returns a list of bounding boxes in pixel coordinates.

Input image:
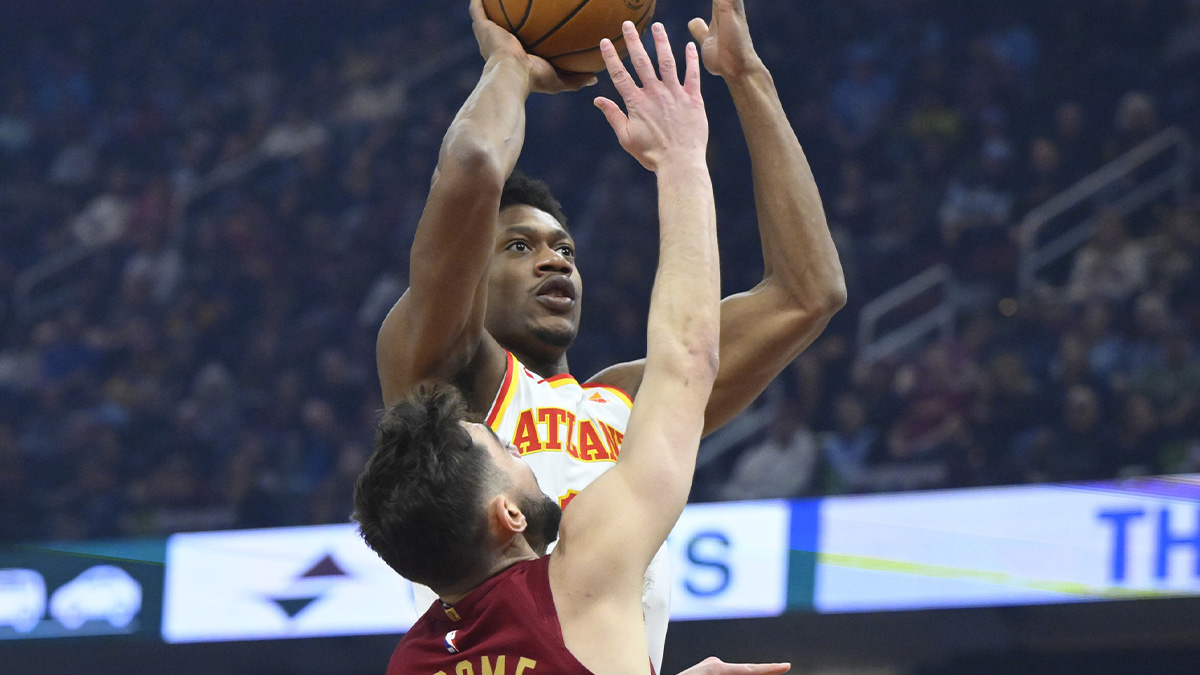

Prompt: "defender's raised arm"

[549,22,720,672]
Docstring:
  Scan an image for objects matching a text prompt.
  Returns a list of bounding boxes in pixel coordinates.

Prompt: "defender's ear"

[487,494,527,535]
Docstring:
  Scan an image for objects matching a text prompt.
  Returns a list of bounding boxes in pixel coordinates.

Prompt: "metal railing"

[856,126,1193,366]
[856,263,957,366]
[1017,126,1192,293]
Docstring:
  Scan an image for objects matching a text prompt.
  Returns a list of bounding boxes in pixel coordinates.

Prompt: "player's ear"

[488,494,527,534]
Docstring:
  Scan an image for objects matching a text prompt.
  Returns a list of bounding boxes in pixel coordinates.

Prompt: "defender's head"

[353,384,561,590]
[485,172,582,363]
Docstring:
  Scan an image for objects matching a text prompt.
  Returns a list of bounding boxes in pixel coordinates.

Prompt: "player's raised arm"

[589,0,847,435]
[549,21,720,671]
[376,0,595,408]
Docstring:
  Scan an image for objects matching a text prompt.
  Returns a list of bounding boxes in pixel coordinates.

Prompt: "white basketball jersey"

[485,351,670,672]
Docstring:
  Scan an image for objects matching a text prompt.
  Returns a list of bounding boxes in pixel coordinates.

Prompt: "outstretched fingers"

[600,37,639,103]
[594,96,628,141]
[683,41,701,95]
[621,20,657,88]
[650,23,679,86]
[597,38,633,143]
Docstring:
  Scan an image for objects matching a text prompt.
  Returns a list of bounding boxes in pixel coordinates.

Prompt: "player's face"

[465,422,561,555]
[485,205,582,358]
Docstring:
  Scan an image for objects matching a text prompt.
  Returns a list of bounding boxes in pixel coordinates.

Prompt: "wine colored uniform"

[411,351,670,671]
[389,556,591,674]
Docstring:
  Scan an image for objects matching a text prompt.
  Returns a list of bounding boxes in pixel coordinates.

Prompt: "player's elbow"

[783,272,847,320]
[820,280,849,317]
[438,134,505,188]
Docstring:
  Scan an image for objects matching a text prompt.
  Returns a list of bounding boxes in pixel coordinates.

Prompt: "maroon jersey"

[388,556,592,674]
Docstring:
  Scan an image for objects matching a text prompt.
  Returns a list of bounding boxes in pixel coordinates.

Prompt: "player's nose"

[536,247,573,275]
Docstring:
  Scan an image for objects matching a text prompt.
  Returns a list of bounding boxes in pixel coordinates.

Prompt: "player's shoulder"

[584,359,644,402]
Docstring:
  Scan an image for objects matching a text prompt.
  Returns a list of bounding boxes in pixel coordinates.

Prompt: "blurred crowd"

[2,0,1200,542]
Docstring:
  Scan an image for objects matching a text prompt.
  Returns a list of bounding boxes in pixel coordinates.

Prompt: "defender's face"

[485,205,582,357]
[465,422,540,497]
[465,422,561,554]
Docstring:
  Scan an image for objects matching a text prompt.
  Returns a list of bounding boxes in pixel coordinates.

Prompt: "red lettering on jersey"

[578,421,609,461]
[598,421,625,460]
[511,410,542,455]
[563,412,579,459]
[537,408,568,451]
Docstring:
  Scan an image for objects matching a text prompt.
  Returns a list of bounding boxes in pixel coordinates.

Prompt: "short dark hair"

[501,170,568,229]
[353,384,497,589]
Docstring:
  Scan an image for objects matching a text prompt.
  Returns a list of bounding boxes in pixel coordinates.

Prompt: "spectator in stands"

[885,343,977,465]
[1016,384,1113,483]
[1106,91,1162,161]
[1019,137,1067,216]
[1133,327,1200,434]
[1051,102,1099,182]
[1065,209,1148,305]
[819,393,878,494]
[721,403,820,501]
[938,113,1018,290]
[974,351,1050,470]
[1109,392,1166,477]
[828,42,896,157]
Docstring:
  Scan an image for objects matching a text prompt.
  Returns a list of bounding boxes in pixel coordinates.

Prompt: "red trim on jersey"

[540,372,577,388]
[485,351,517,428]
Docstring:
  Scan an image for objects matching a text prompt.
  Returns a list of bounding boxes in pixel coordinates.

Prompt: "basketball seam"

[513,0,534,32]
[497,0,515,31]
[544,0,656,61]
[525,0,593,50]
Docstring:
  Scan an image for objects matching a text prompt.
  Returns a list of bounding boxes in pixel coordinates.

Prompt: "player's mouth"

[533,276,577,313]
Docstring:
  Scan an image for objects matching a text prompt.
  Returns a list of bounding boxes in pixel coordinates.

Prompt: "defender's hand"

[687,0,763,79]
[676,657,792,675]
[469,0,597,93]
[594,22,708,172]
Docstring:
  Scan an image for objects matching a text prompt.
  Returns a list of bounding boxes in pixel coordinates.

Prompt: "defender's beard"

[520,492,563,556]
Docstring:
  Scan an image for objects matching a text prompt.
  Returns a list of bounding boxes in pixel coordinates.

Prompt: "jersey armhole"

[484,351,518,428]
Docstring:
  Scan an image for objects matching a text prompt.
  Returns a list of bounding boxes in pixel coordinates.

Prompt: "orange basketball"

[482,0,658,74]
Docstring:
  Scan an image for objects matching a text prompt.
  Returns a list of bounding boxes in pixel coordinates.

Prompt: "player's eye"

[507,241,529,252]
[557,245,574,258]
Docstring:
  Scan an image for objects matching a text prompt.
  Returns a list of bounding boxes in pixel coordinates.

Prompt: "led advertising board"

[0,539,164,641]
[811,476,1200,612]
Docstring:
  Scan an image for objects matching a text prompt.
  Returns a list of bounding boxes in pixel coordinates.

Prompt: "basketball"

[482,0,658,74]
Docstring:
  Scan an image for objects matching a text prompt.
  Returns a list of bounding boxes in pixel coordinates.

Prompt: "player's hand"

[687,0,764,79]
[594,22,708,172]
[676,657,792,675]
[469,0,597,94]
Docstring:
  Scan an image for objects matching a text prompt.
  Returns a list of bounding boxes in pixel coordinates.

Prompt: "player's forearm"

[728,66,847,312]
[436,54,531,184]
[644,158,721,386]
[380,57,532,400]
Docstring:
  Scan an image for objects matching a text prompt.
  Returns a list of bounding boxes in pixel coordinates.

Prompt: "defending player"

[356,24,787,673]
[376,0,846,668]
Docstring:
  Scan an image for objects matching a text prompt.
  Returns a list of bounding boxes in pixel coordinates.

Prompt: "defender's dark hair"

[353,384,497,589]
[501,170,568,229]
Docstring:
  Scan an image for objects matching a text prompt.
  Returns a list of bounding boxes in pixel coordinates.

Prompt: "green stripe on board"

[13,539,168,565]
[817,552,1188,600]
